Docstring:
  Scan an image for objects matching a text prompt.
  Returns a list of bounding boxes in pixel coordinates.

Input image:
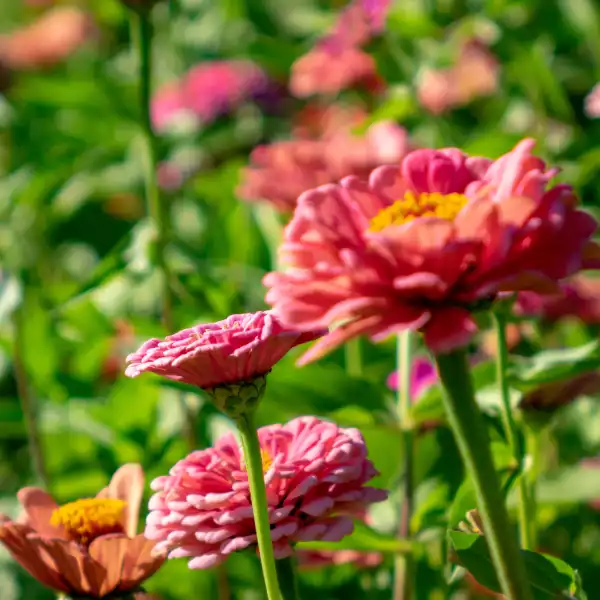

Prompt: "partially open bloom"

[417,39,499,115]
[0,465,164,598]
[517,275,600,324]
[584,83,600,119]
[125,311,322,417]
[239,109,410,213]
[145,416,387,568]
[264,139,600,361]
[0,8,97,71]
[151,61,277,131]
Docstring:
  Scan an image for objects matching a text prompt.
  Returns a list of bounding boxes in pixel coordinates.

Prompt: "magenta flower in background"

[145,416,387,568]
[151,60,276,131]
[386,356,437,400]
[360,0,392,33]
[125,312,322,389]
[584,83,600,119]
[264,139,600,362]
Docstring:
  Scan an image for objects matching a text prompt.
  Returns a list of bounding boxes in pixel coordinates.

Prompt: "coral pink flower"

[584,83,600,119]
[0,465,164,598]
[239,114,410,213]
[386,356,437,398]
[0,8,97,71]
[125,311,322,389]
[145,416,387,568]
[264,139,600,361]
[151,61,276,131]
[517,275,600,324]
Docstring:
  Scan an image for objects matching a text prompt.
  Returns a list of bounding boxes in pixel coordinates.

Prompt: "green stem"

[276,554,300,600]
[434,349,532,600]
[13,307,49,489]
[237,411,284,600]
[525,425,540,549]
[492,312,534,550]
[344,338,363,377]
[393,331,414,600]
[130,7,174,331]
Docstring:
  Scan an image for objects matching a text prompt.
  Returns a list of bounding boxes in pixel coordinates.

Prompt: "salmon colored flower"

[264,139,600,361]
[125,311,323,417]
[0,8,97,71]
[585,83,600,119]
[0,465,164,598]
[517,275,600,324]
[239,113,410,213]
[145,416,387,568]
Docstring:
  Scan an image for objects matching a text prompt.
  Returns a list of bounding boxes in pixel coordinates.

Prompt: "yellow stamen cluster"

[241,448,274,473]
[369,191,469,232]
[50,498,127,545]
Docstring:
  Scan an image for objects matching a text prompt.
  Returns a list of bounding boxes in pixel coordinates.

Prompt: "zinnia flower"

[151,60,277,131]
[239,113,410,213]
[584,83,600,119]
[264,139,600,362]
[125,311,323,417]
[298,548,382,570]
[145,416,387,568]
[386,356,437,398]
[0,464,164,598]
[0,8,97,71]
[517,275,600,324]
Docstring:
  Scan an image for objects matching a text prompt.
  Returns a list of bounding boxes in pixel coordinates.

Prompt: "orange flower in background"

[0,7,97,71]
[0,464,164,598]
[418,39,499,115]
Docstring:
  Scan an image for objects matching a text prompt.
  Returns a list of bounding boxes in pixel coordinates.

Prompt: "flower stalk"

[344,338,363,377]
[275,554,300,600]
[434,349,532,600]
[492,311,535,550]
[236,410,284,600]
[393,331,414,600]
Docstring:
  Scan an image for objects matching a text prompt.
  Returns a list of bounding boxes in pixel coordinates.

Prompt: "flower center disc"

[50,498,127,545]
[369,191,469,232]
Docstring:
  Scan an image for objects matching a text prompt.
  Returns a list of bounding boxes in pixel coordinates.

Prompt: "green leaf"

[509,341,600,389]
[448,479,477,528]
[448,530,583,598]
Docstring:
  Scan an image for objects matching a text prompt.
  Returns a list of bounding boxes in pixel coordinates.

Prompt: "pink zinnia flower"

[584,83,600,119]
[359,0,393,33]
[298,548,382,570]
[0,465,164,598]
[517,275,600,324]
[264,139,600,361]
[145,416,387,568]
[386,356,437,399]
[239,113,410,213]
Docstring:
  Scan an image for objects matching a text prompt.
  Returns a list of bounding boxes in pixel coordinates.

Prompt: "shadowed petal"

[119,535,165,591]
[88,535,129,596]
[16,488,64,538]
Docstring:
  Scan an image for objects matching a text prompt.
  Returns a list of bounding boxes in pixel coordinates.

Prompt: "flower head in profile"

[239,108,410,213]
[0,465,164,598]
[145,416,387,568]
[264,139,600,361]
[125,311,323,417]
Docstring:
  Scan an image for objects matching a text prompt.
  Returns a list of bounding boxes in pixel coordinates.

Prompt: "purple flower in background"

[386,356,438,400]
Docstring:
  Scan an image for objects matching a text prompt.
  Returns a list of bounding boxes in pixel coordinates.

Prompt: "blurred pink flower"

[151,61,276,130]
[417,40,499,114]
[0,7,97,70]
[145,416,387,568]
[359,0,392,33]
[264,139,600,361]
[0,465,164,597]
[386,356,437,399]
[298,548,382,570]
[584,83,600,119]
[125,311,322,389]
[239,113,411,213]
[582,457,600,511]
[517,275,600,324]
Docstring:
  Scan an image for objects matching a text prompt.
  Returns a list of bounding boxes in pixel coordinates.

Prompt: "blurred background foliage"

[1,0,600,598]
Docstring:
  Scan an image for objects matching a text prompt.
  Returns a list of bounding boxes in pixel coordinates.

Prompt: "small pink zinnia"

[584,83,600,119]
[386,356,437,399]
[298,548,382,570]
[125,312,323,416]
[0,465,164,598]
[145,416,387,568]
[264,139,600,361]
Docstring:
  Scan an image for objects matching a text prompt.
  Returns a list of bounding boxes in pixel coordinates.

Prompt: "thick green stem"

[434,349,532,600]
[237,411,284,600]
[276,554,300,600]
[492,312,534,550]
[344,338,363,377]
[393,331,414,600]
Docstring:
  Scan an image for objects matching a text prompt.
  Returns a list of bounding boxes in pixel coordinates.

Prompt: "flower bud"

[205,374,268,419]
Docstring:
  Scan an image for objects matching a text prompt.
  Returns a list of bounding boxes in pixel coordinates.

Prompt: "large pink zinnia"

[264,139,600,361]
[145,416,387,568]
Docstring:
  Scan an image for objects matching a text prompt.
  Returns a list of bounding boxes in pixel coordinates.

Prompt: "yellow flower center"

[50,498,127,545]
[261,448,273,472]
[368,191,469,232]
